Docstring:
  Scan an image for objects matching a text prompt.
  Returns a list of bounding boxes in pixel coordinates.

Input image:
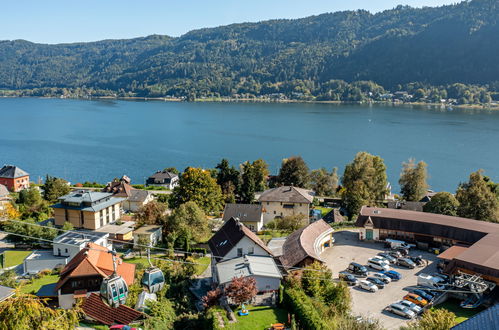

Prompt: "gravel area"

[320,229,439,330]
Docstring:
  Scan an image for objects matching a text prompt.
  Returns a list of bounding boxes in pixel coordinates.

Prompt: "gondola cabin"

[141,268,165,294]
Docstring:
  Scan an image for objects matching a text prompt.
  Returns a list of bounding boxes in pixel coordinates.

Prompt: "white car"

[398,300,423,314]
[372,272,392,283]
[367,258,390,271]
[372,256,390,265]
[385,303,416,319]
[358,280,378,292]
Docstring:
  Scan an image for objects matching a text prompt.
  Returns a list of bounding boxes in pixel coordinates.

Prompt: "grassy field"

[2,250,31,268]
[434,299,485,323]
[194,256,211,275]
[228,305,288,330]
[20,274,59,294]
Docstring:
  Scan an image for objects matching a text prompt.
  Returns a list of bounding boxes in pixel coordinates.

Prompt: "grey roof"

[0,184,9,198]
[53,231,108,246]
[222,204,263,222]
[61,191,112,203]
[51,190,124,212]
[216,255,282,285]
[148,170,178,181]
[129,189,151,203]
[95,221,136,235]
[0,285,14,302]
[258,186,314,204]
[0,165,29,179]
[451,304,499,330]
[134,225,162,235]
[267,237,287,257]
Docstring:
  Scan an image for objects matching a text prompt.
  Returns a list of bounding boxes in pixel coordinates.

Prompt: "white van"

[385,239,414,249]
[367,258,390,271]
[417,274,445,289]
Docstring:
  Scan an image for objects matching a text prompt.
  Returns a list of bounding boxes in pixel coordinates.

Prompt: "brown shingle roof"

[103,180,134,198]
[56,243,135,290]
[258,186,314,204]
[82,293,142,325]
[437,245,469,261]
[208,217,273,259]
[279,219,333,268]
[451,233,499,275]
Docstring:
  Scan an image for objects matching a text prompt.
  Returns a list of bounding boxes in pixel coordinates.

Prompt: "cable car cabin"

[141,268,165,294]
[100,275,128,308]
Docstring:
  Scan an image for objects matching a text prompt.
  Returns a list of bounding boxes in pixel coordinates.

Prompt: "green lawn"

[434,299,485,323]
[194,256,211,275]
[20,274,59,294]
[3,250,31,268]
[228,305,288,330]
[78,322,109,330]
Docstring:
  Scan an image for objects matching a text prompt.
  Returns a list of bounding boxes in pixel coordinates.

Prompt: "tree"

[399,159,429,201]
[171,167,224,213]
[17,187,50,220]
[252,159,270,191]
[42,175,70,202]
[143,298,176,330]
[277,156,310,187]
[423,192,459,216]
[166,201,210,246]
[456,170,499,222]
[61,221,74,231]
[302,261,333,298]
[309,167,338,196]
[239,161,257,203]
[134,200,167,226]
[0,203,20,220]
[224,276,257,307]
[202,288,222,308]
[402,308,456,330]
[163,167,179,175]
[0,294,80,330]
[342,152,388,216]
[216,159,240,203]
[268,214,307,232]
[0,270,17,288]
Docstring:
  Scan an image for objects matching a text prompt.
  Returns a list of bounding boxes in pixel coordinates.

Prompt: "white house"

[258,186,314,224]
[133,225,163,246]
[146,170,179,190]
[53,231,111,260]
[123,190,155,212]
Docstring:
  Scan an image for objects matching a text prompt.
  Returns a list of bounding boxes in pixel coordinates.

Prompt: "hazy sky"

[2,0,459,44]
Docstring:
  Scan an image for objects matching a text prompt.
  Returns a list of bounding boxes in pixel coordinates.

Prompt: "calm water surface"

[0,98,498,192]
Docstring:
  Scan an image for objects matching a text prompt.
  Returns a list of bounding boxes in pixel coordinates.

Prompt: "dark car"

[366,277,385,289]
[412,289,434,301]
[347,262,368,277]
[378,252,397,264]
[381,270,402,280]
[388,250,403,258]
[339,271,359,286]
[410,255,425,266]
[397,257,416,269]
[394,247,409,256]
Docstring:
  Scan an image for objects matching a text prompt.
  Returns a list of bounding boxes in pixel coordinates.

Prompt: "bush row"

[282,287,330,330]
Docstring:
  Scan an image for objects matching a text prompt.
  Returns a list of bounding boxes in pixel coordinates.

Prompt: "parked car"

[367,258,390,271]
[381,270,402,281]
[372,272,392,283]
[431,273,450,283]
[347,262,368,277]
[397,300,423,314]
[411,289,434,302]
[385,239,414,250]
[388,250,403,258]
[372,256,390,265]
[393,247,409,256]
[404,293,429,307]
[397,257,416,269]
[378,252,397,264]
[410,255,425,266]
[339,271,359,286]
[366,277,385,289]
[358,280,378,292]
[385,303,416,319]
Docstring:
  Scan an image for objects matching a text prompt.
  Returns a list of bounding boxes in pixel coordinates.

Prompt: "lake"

[0,98,498,192]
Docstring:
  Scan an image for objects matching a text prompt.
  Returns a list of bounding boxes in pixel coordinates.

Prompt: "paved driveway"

[320,230,439,329]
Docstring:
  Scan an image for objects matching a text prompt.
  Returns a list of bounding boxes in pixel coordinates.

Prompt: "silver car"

[398,300,423,314]
[372,272,392,283]
[385,303,416,319]
[358,280,378,292]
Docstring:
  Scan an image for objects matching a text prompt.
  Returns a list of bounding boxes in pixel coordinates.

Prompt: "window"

[65,209,69,222]
[248,247,254,255]
[71,280,83,288]
[237,248,243,257]
[65,248,68,253]
[273,211,276,215]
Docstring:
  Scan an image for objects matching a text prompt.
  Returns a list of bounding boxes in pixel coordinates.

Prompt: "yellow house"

[51,191,125,230]
[258,186,314,224]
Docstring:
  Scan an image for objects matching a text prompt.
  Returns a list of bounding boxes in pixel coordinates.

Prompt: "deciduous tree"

[277,156,310,188]
[202,288,222,308]
[402,308,456,330]
[309,167,338,196]
[134,200,167,226]
[423,192,459,216]
[225,276,257,307]
[456,170,499,222]
[216,159,240,203]
[42,175,70,202]
[166,201,210,245]
[399,159,429,201]
[239,161,257,203]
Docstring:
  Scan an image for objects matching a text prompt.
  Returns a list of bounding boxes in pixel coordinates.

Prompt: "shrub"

[283,287,329,330]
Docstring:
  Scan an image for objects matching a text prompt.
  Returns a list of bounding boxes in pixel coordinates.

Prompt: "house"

[82,293,142,326]
[0,285,15,302]
[356,206,499,284]
[95,221,135,243]
[146,170,179,189]
[0,165,29,192]
[0,184,12,211]
[51,190,125,230]
[258,186,314,224]
[215,255,282,292]
[53,231,111,260]
[133,225,162,246]
[103,176,154,212]
[55,242,135,309]
[222,203,264,231]
[279,219,334,269]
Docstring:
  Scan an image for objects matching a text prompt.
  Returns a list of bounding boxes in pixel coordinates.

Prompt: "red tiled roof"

[82,293,142,326]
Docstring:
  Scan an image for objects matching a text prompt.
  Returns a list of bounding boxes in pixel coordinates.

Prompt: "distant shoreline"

[2,94,498,111]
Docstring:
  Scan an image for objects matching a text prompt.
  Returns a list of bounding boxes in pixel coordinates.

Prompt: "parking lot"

[320,229,439,330]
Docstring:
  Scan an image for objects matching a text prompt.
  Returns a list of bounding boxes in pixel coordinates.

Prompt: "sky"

[2,0,459,44]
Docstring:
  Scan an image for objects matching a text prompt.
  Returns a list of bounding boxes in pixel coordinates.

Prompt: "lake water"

[0,98,498,192]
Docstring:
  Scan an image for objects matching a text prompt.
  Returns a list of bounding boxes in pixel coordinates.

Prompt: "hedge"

[205,306,227,330]
[283,287,330,330]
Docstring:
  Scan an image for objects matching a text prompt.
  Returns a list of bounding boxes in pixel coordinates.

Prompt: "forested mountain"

[0,0,498,99]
